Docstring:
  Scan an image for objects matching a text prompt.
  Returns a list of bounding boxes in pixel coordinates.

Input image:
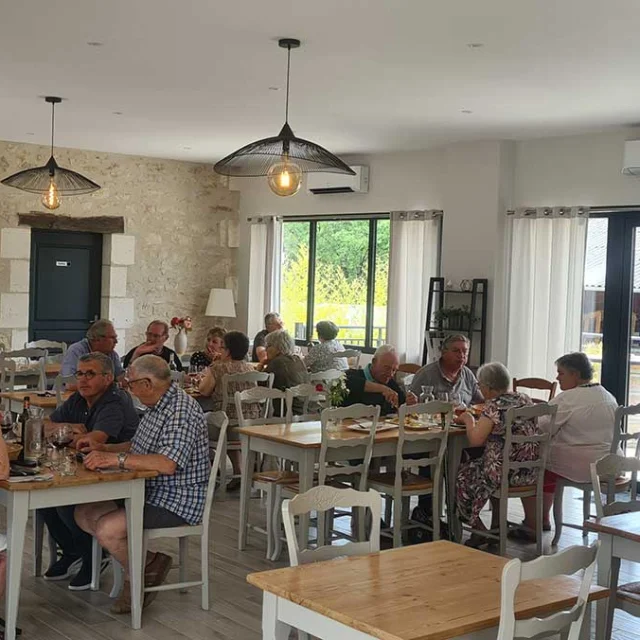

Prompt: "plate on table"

[385,414,441,430]
[346,420,396,433]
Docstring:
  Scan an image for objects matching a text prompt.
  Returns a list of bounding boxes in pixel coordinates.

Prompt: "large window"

[280,216,389,351]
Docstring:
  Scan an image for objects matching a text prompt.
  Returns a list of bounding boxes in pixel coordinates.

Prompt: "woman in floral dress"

[456,361,539,547]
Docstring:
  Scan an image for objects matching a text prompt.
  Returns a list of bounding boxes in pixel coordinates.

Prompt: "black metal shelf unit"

[422,277,488,367]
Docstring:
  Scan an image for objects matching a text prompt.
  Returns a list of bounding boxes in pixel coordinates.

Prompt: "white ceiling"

[1,0,640,163]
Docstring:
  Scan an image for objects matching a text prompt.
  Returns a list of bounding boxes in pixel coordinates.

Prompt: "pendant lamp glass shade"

[214,39,354,196]
[1,96,101,209]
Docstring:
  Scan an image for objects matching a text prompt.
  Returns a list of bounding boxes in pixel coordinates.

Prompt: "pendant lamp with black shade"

[214,39,355,197]
[1,96,101,210]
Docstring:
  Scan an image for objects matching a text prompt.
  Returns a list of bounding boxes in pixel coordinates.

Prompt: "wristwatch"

[117,453,128,470]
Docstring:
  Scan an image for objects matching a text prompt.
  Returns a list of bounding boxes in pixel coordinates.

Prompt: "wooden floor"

[1,487,639,640]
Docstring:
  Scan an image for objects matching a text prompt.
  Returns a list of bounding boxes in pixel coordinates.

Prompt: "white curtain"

[386,210,441,363]
[506,206,589,381]
[247,216,282,338]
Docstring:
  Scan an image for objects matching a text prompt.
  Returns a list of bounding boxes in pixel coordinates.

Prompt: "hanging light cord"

[50,100,56,156]
[285,44,292,124]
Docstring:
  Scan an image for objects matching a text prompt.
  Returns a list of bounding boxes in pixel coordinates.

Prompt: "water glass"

[437,391,450,402]
[420,386,435,403]
[59,452,77,477]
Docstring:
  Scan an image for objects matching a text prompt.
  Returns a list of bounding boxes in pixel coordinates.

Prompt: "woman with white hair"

[261,329,310,415]
[456,361,540,548]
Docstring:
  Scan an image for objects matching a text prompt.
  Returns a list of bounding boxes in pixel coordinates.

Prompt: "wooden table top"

[584,512,640,544]
[247,540,608,640]
[0,465,157,492]
[12,362,61,376]
[0,391,60,408]
[236,420,466,449]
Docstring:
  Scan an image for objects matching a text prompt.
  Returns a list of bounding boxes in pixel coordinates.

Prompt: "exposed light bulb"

[42,177,61,210]
[267,159,302,197]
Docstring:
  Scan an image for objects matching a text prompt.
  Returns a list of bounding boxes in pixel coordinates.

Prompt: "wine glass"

[52,424,74,458]
[1,410,15,441]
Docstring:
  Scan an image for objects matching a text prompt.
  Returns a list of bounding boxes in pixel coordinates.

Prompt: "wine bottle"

[17,396,30,462]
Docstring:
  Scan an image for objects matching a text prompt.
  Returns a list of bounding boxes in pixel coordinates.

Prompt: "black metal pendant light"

[214,38,355,197]
[1,96,101,210]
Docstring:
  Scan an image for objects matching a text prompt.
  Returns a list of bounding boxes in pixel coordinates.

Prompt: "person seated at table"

[122,320,182,371]
[515,352,618,541]
[456,362,539,548]
[258,329,309,415]
[74,355,210,614]
[198,331,261,480]
[41,352,139,590]
[61,319,124,390]
[189,326,226,369]
[252,312,284,363]
[343,345,416,415]
[410,335,483,406]
[304,320,348,373]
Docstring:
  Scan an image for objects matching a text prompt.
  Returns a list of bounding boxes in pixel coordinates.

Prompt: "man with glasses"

[41,352,139,590]
[74,355,209,614]
[122,320,183,371]
[61,319,124,390]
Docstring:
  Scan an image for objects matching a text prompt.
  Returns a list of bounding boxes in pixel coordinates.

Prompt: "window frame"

[281,213,390,354]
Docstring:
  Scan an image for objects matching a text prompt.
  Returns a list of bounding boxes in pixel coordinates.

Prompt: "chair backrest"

[512,377,557,401]
[234,386,287,426]
[202,413,229,524]
[398,363,421,375]
[500,403,556,497]
[337,349,361,369]
[591,452,640,517]
[221,371,274,415]
[285,383,325,422]
[393,401,453,494]
[308,368,344,384]
[283,486,381,566]
[611,403,640,455]
[0,358,16,394]
[2,348,48,392]
[496,541,600,640]
[25,340,67,355]
[53,374,78,407]
[318,403,380,490]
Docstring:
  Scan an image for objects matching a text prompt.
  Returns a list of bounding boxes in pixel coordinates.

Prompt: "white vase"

[174,328,188,355]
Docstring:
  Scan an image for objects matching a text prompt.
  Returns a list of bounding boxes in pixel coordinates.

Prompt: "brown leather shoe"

[110,580,131,615]
[143,552,173,608]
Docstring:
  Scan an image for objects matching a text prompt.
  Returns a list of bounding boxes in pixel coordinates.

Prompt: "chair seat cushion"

[368,472,433,491]
[618,581,640,604]
[506,484,537,495]
[252,470,299,484]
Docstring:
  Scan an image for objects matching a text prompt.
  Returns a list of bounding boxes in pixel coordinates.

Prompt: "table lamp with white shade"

[205,288,236,321]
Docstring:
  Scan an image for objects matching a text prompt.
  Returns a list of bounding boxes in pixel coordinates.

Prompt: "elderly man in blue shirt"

[74,355,210,614]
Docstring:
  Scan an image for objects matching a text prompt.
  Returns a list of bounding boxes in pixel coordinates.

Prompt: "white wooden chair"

[235,386,298,559]
[496,541,599,640]
[0,358,16,394]
[25,340,67,357]
[271,403,380,560]
[282,485,381,640]
[53,374,77,407]
[284,383,325,421]
[336,349,361,369]
[308,369,345,409]
[214,371,274,498]
[590,452,640,638]
[368,401,452,548]
[98,415,230,607]
[552,403,637,546]
[2,348,48,392]
[466,403,555,557]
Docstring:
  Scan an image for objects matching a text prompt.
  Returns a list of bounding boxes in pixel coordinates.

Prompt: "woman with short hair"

[304,320,348,372]
[456,361,539,548]
[189,326,227,369]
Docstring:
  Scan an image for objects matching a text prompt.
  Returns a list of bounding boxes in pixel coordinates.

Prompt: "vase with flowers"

[317,374,350,432]
[171,316,192,355]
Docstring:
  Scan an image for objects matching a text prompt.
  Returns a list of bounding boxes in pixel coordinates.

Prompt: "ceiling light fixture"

[214,38,354,197]
[1,96,101,210]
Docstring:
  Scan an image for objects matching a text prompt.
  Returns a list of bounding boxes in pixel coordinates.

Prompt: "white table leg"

[5,492,29,640]
[262,592,291,640]
[297,449,316,551]
[239,434,256,550]
[447,435,465,541]
[126,479,146,630]
[580,602,592,640]
[595,532,611,640]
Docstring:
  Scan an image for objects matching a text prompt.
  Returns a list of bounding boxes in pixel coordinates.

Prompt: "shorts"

[113,500,187,528]
[543,470,563,493]
[206,411,239,441]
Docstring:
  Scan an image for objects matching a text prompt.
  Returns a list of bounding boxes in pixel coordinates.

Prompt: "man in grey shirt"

[410,334,483,405]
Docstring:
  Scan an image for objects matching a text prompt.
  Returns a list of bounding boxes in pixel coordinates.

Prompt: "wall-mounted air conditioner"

[622,140,640,175]
[307,165,369,194]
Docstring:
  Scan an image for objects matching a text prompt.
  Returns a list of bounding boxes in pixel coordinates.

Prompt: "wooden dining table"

[584,511,640,639]
[247,539,608,640]
[0,390,62,416]
[236,420,470,551]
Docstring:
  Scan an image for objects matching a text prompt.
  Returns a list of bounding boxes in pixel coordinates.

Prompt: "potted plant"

[433,305,475,331]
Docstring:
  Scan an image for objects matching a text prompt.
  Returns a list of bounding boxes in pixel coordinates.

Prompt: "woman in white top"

[516,352,618,540]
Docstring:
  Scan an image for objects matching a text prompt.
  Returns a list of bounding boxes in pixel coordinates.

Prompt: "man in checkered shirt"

[75,355,210,614]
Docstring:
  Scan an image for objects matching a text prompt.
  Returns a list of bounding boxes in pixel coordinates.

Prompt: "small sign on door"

[55,260,70,267]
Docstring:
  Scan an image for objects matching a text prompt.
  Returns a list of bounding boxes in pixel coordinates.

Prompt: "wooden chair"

[2,348,48,392]
[590,452,640,639]
[552,403,636,546]
[282,485,381,640]
[397,363,421,374]
[512,377,557,402]
[308,369,344,409]
[0,358,16,394]
[496,542,599,640]
[271,403,380,560]
[99,415,230,606]
[53,374,77,407]
[368,401,452,547]
[284,383,325,421]
[465,403,555,557]
[25,340,67,356]
[336,349,361,369]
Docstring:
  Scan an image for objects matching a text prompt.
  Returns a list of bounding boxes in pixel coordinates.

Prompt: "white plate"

[346,421,397,433]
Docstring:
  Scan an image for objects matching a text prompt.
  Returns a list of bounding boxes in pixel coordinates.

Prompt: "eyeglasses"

[124,375,150,386]
[74,370,106,380]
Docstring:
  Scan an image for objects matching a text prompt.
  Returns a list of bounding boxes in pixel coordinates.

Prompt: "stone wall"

[0,139,240,354]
